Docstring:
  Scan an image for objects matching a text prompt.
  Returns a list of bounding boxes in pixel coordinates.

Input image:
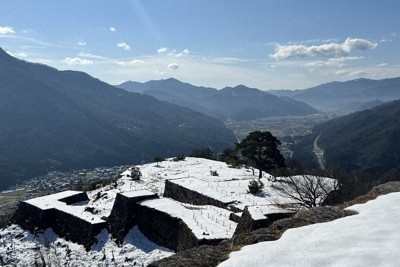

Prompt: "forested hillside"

[293,100,400,180]
[0,48,236,189]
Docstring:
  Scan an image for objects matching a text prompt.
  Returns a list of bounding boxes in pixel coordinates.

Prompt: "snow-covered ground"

[0,224,173,266]
[141,198,236,239]
[219,192,400,267]
[0,157,338,266]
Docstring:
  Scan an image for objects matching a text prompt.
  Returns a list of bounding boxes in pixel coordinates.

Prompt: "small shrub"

[210,170,219,176]
[153,156,164,166]
[131,167,142,180]
[248,179,264,194]
[173,154,186,161]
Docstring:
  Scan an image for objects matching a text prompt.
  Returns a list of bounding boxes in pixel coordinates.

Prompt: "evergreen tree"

[237,131,285,178]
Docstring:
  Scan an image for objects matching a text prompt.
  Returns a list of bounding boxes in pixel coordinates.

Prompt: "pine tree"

[237,131,285,178]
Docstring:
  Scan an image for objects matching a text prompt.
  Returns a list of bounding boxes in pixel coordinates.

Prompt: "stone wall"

[136,204,199,252]
[107,191,157,244]
[163,180,234,210]
[11,201,54,232]
[12,200,106,250]
[51,209,107,250]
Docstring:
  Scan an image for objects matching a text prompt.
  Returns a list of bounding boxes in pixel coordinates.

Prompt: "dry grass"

[336,190,381,209]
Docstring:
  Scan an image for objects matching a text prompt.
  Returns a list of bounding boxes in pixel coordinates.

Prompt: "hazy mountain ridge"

[0,48,236,190]
[118,79,319,121]
[270,77,400,112]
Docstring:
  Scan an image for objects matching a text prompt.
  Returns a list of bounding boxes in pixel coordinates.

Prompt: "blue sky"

[0,0,399,89]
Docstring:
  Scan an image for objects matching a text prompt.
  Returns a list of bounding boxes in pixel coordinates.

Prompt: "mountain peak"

[0,47,15,61]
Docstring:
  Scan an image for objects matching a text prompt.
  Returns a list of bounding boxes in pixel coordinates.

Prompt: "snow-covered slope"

[219,192,400,267]
[0,224,173,266]
[0,157,337,266]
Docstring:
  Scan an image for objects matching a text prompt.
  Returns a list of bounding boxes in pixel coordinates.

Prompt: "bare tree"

[271,175,338,209]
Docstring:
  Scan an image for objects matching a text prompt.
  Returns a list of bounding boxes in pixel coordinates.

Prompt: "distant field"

[0,189,26,217]
[225,114,336,141]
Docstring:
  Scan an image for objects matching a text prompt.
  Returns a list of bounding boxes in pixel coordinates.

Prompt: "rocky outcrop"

[233,208,270,235]
[233,207,294,235]
[148,244,231,267]
[271,206,357,232]
[371,181,400,195]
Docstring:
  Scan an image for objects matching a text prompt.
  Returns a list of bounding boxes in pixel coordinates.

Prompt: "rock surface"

[371,181,400,194]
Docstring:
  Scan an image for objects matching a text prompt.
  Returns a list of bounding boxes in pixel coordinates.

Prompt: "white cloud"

[78,41,86,46]
[377,63,389,67]
[0,26,15,35]
[176,49,190,57]
[78,52,107,60]
[117,42,131,50]
[168,63,180,70]
[206,57,249,65]
[157,47,168,54]
[118,59,146,65]
[335,70,368,77]
[155,70,167,75]
[63,57,94,65]
[110,27,116,32]
[304,56,362,68]
[271,38,377,60]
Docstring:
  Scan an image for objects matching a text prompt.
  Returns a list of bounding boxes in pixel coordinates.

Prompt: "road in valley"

[313,134,327,171]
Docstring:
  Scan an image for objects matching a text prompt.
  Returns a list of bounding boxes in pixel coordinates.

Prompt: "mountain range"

[293,99,400,180]
[0,48,236,190]
[117,79,319,121]
[270,77,400,112]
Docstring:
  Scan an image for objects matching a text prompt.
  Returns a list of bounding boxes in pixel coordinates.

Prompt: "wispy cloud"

[157,47,168,54]
[117,42,131,50]
[176,49,190,57]
[155,70,167,75]
[157,47,191,57]
[271,38,377,60]
[110,27,116,32]
[376,63,389,67]
[78,52,108,60]
[0,26,15,35]
[63,57,94,65]
[335,70,368,77]
[118,59,146,65]
[304,56,363,68]
[78,41,86,46]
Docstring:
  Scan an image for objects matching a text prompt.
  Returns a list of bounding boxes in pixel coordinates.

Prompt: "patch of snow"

[219,192,400,267]
[0,224,173,266]
[25,190,105,224]
[141,198,236,239]
[120,189,156,198]
[247,205,288,220]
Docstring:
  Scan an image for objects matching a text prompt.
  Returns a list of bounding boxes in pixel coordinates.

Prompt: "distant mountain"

[293,99,400,180]
[118,79,318,121]
[276,78,400,112]
[0,48,236,190]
